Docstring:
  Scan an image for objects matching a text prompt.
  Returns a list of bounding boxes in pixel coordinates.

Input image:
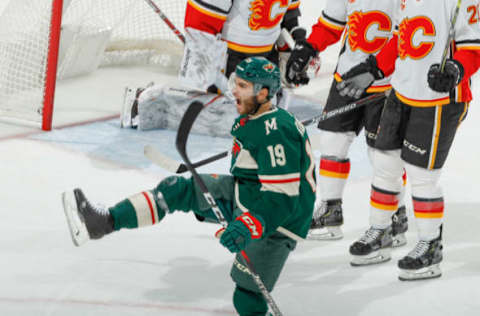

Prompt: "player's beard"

[236,95,257,115]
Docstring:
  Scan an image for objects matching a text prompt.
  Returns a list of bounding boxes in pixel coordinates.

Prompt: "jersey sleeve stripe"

[227,41,274,53]
[366,85,392,93]
[188,0,228,21]
[319,11,346,31]
[456,45,480,50]
[288,1,301,10]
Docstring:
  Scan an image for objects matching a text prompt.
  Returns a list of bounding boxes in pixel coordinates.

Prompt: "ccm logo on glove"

[237,213,263,239]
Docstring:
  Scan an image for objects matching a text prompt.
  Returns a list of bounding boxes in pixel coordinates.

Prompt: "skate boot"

[391,206,408,247]
[398,234,443,281]
[62,188,114,246]
[350,226,393,266]
[308,199,343,240]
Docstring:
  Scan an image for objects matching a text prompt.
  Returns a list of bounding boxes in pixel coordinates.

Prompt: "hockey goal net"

[0,0,186,130]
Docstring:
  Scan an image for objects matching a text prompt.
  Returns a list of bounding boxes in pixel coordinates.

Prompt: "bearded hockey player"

[120,0,309,135]
[336,0,480,280]
[62,57,316,315]
[285,0,408,245]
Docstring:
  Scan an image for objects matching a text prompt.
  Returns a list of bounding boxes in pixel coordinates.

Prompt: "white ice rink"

[1,1,480,315]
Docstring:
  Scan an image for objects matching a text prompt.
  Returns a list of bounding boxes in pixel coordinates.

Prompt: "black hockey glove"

[427,59,464,93]
[285,39,317,85]
[337,55,384,99]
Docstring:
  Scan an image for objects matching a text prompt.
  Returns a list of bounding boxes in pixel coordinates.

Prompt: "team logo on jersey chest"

[249,0,289,31]
[348,11,392,54]
[232,139,241,158]
[398,17,435,60]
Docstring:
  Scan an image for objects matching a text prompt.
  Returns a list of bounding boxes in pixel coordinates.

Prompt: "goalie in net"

[120,0,321,137]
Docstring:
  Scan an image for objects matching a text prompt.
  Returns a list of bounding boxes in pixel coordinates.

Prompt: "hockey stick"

[143,0,185,44]
[440,0,462,72]
[145,92,386,173]
[176,101,283,316]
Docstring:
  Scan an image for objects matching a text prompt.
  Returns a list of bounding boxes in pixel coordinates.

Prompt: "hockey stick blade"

[144,145,183,173]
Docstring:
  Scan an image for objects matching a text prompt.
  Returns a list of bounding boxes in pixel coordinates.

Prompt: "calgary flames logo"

[348,11,392,54]
[398,16,435,60]
[249,0,289,31]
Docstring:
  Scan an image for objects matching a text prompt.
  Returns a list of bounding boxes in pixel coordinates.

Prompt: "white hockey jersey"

[390,0,480,106]
[311,0,399,92]
[185,0,300,54]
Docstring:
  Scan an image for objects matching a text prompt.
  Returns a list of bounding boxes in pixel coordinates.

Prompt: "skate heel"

[308,226,343,240]
[392,233,407,247]
[399,263,441,281]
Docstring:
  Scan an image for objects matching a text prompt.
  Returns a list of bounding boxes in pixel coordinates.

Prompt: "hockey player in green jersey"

[62,56,316,316]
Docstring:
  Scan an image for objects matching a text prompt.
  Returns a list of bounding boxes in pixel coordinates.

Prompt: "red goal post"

[0,0,186,131]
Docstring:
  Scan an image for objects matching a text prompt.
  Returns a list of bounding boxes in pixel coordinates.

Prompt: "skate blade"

[62,191,89,247]
[350,248,391,266]
[398,264,442,281]
[120,87,135,128]
[307,226,343,241]
[392,233,407,248]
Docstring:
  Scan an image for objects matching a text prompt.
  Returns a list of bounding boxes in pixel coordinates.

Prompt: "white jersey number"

[267,144,286,167]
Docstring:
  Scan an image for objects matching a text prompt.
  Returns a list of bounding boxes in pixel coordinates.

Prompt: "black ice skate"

[350,226,393,266]
[307,199,343,240]
[392,206,408,247]
[398,234,443,281]
[62,188,114,246]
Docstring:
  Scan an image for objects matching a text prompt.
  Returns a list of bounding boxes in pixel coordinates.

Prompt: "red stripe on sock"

[371,188,398,205]
[141,192,156,224]
[413,200,444,213]
[320,158,350,174]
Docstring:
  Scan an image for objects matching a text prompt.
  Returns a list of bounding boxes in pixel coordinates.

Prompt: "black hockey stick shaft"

[175,101,283,316]
[440,0,462,72]
[143,0,186,44]
[173,92,386,173]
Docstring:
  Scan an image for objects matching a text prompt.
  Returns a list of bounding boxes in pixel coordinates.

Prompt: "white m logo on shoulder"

[265,118,277,135]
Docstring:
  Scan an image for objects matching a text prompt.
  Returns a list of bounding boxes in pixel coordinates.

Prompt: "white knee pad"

[319,130,356,159]
[404,163,443,198]
[372,149,404,192]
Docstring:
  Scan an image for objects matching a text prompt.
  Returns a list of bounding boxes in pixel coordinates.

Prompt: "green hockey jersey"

[230,107,316,240]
